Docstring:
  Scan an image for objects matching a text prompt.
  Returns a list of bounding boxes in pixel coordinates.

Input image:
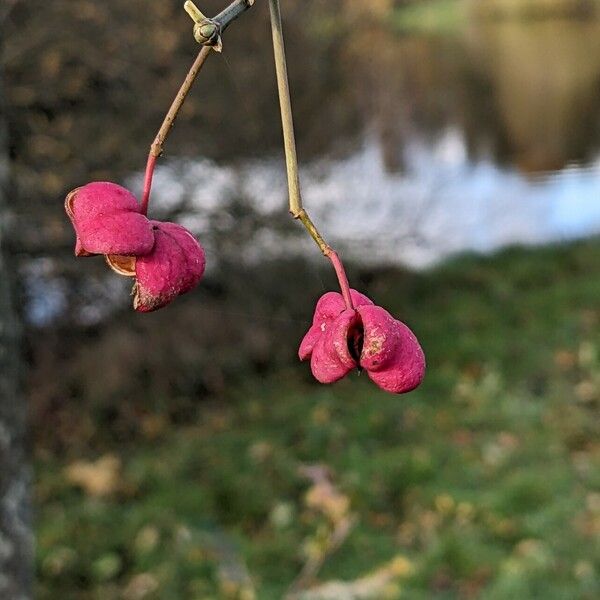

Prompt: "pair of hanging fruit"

[64,0,425,394]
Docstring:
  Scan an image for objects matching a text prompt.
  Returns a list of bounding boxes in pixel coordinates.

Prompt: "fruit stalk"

[268,0,354,310]
[140,46,212,215]
[141,0,256,215]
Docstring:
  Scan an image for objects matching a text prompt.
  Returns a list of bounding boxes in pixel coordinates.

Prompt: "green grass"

[471,0,600,21]
[390,0,600,35]
[391,0,467,35]
[36,240,600,598]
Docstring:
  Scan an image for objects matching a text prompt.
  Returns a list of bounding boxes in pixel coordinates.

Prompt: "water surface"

[143,15,600,268]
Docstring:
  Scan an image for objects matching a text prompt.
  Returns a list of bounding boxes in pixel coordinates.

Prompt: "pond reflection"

[142,13,600,269]
[464,18,600,171]
[143,128,600,270]
[332,14,600,172]
[12,3,600,322]
[205,9,600,168]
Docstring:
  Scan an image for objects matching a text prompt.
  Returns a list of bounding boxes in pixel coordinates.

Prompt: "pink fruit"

[65,182,155,257]
[66,182,206,312]
[299,290,425,394]
[120,221,206,312]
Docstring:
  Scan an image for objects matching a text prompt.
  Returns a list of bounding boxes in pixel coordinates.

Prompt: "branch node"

[185,0,255,52]
[141,0,256,213]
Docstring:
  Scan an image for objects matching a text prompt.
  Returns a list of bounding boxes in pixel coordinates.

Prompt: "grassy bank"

[471,0,600,20]
[392,0,467,34]
[36,239,600,599]
[390,0,600,34]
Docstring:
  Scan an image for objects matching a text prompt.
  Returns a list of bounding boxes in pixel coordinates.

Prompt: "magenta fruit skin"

[299,290,426,394]
[65,181,206,312]
[299,290,373,361]
[65,182,155,257]
[134,221,206,313]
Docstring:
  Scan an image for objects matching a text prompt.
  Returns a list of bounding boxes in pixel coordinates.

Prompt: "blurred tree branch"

[0,35,33,599]
[294,556,413,600]
[0,0,19,26]
[285,466,356,599]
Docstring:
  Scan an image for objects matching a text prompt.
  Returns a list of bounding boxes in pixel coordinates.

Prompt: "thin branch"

[141,46,212,214]
[268,0,354,309]
[141,0,256,215]
[0,0,19,27]
[285,466,356,599]
[286,517,356,599]
[293,557,413,600]
[268,0,303,217]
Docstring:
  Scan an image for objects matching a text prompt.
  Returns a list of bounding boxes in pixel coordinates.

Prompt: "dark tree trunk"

[0,52,33,599]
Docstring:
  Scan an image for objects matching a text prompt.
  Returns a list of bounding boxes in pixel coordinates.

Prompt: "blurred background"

[1,0,599,598]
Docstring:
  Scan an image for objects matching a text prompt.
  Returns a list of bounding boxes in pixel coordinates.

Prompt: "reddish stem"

[295,210,354,310]
[140,153,157,216]
[139,46,212,215]
[327,250,354,310]
[269,2,355,311]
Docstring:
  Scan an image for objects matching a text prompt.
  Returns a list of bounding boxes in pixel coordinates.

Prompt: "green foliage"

[392,0,467,35]
[471,0,600,21]
[390,0,600,35]
[36,240,600,598]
